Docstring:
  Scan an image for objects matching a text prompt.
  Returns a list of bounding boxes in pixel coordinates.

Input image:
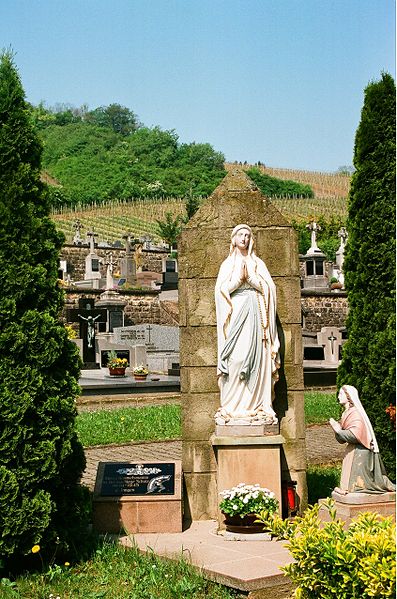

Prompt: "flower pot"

[109,367,126,377]
[222,513,264,534]
[133,374,148,381]
[330,282,343,290]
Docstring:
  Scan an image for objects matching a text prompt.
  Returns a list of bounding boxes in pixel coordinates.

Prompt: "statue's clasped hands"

[329,417,341,433]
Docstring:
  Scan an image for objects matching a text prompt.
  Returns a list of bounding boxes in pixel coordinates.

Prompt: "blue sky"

[1,0,395,171]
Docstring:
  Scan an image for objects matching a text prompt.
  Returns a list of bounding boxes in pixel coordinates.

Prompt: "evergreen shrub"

[247,167,314,198]
[337,73,396,475]
[0,51,89,564]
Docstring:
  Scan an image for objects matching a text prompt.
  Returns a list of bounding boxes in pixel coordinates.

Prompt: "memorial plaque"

[109,310,123,332]
[98,462,175,496]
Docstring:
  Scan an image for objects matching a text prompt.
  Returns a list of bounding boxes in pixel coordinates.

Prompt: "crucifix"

[67,298,107,368]
[306,220,321,253]
[146,324,153,344]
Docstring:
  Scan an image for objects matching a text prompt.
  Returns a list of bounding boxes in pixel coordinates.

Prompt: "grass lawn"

[1,541,243,599]
[304,391,341,425]
[76,404,181,447]
[76,392,340,447]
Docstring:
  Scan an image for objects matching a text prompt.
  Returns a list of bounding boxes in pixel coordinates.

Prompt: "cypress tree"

[337,73,396,475]
[0,51,88,563]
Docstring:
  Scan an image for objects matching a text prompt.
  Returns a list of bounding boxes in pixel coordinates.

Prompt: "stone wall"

[179,169,307,521]
[63,289,176,327]
[301,290,348,332]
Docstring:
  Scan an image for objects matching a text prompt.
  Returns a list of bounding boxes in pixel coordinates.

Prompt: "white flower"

[252,491,259,499]
[232,504,238,510]
[243,496,249,504]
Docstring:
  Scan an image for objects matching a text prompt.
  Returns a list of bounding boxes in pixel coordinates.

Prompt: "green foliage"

[86,103,139,136]
[0,51,87,562]
[38,111,226,205]
[307,464,341,505]
[337,73,396,475]
[156,211,183,247]
[258,500,396,598]
[247,167,314,198]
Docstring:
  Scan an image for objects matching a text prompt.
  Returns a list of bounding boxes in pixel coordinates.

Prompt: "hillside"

[52,166,349,245]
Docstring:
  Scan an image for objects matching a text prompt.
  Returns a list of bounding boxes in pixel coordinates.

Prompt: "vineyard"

[52,167,350,243]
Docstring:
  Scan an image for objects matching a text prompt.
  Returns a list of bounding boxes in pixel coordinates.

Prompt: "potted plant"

[133,364,149,381]
[219,483,279,533]
[107,351,128,376]
[329,276,343,290]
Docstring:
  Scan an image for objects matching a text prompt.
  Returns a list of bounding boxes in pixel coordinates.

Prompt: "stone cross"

[87,230,98,254]
[306,220,321,254]
[73,219,83,245]
[317,327,343,364]
[122,232,134,256]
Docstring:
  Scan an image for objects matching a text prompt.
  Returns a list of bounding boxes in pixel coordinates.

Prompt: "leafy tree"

[337,73,396,475]
[156,212,183,248]
[87,103,139,136]
[0,51,89,564]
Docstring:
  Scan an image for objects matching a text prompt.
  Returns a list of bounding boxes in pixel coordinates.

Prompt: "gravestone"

[317,327,342,364]
[161,257,178,291]
[179,169,307,520]
[113,324,179,373]
[84,230,102,288]
[67,298,107,368]
[93,461,182,534]
[120,232,138,285]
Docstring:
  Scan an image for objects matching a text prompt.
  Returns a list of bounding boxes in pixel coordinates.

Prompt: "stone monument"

[179,169,306,521]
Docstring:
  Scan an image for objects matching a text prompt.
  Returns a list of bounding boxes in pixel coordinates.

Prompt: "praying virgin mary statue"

[214,224,280,426]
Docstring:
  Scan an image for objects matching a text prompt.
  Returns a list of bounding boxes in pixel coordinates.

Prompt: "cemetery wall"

[63,289,175,326]
[301,291,348,332]
[61,245,166,280]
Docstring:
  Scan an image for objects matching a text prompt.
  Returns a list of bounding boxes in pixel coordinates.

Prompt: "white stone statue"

[214,224,280,426]
[330,385,395,495]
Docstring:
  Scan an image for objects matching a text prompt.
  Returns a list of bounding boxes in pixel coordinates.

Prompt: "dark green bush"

[0,51,88,563]
[337,73,396,475]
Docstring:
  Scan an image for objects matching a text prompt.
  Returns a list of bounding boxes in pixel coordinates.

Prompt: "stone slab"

[331,490,396,505]
[215,424,279,437]
[319,497,396,525]
[211,434,285,446]
[121,520,294,594]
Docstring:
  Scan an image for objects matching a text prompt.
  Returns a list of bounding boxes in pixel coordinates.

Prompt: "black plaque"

[99,462,175,496]
[109,310,123,332]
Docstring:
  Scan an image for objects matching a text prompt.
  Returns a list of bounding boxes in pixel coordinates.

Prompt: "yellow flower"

[65,561,70,566]
[31,544,40,553]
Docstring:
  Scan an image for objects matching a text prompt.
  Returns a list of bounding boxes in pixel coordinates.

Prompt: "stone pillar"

[179,169,307,520]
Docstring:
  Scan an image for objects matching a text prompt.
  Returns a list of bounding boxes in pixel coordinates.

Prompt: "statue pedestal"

[319,491,396,525]
[211,434,285,526]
